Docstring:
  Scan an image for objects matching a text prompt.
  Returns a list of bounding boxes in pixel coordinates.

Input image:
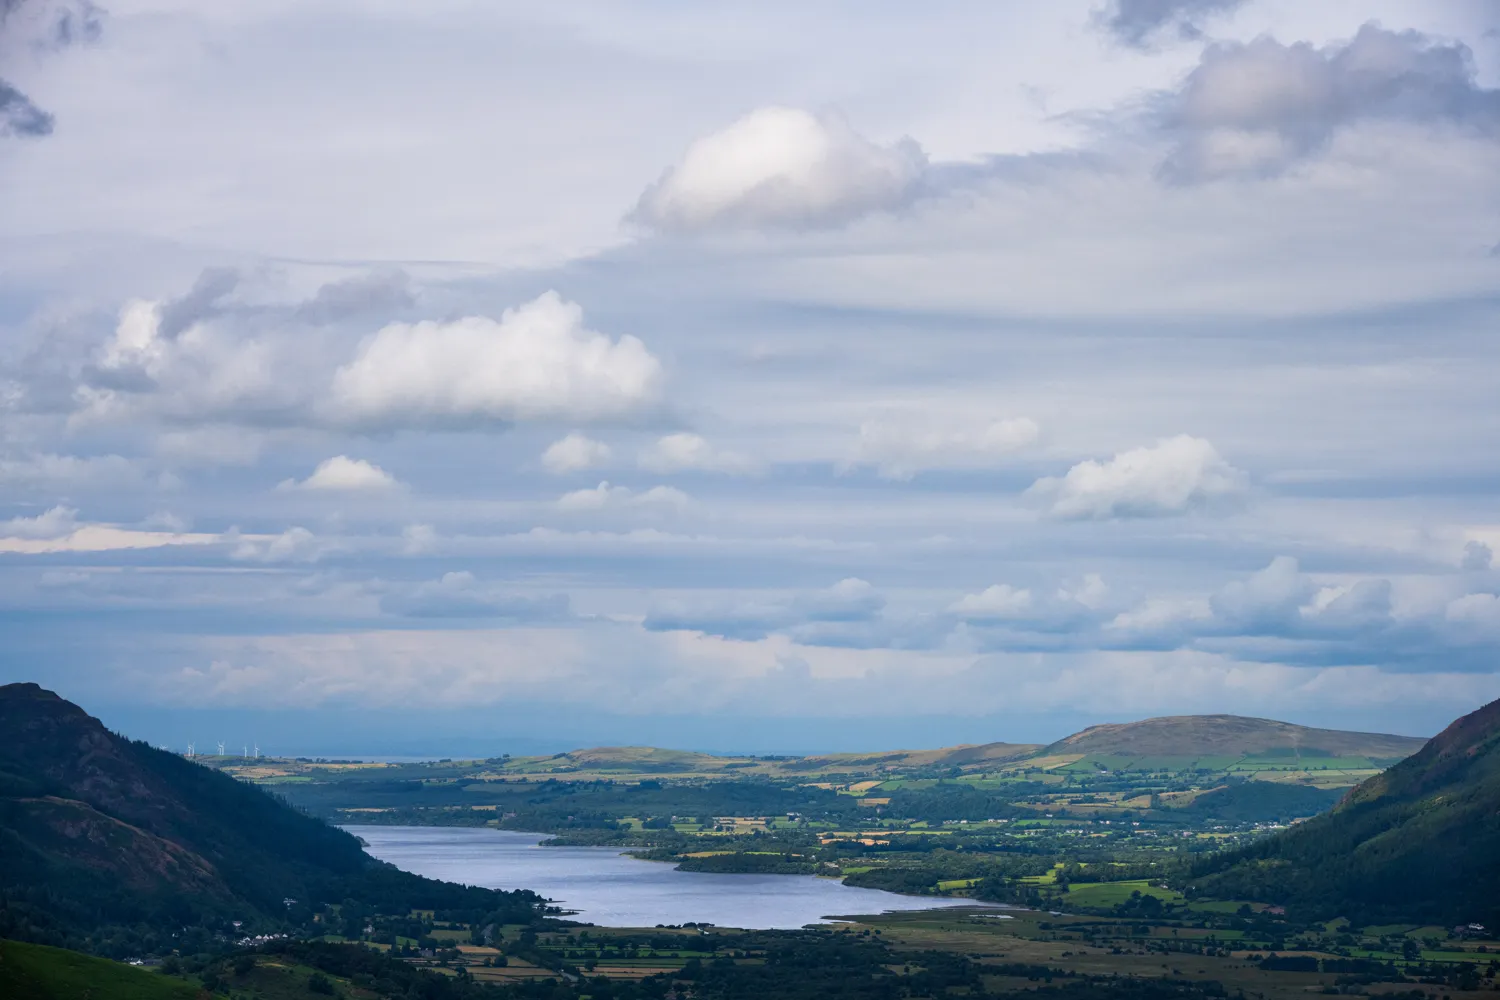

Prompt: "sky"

[2,0,1500,755]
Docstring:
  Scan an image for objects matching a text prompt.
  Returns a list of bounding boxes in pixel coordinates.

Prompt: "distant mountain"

[0,683,544,956]
[1044,714,1425,760]
[1190,697,1500,927]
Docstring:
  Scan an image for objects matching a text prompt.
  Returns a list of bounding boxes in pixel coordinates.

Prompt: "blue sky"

[2,0,1499,754]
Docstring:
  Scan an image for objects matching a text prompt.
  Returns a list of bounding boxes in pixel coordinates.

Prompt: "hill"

[792,742,1042,772]
[0,939,202,1000]
[1189,696,1500,927]
[0,682,545,958]
[1045,714,1425,760]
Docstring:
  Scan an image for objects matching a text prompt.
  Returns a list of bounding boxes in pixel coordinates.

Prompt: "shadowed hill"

[0,682,545,956]
[1045,714,1425,759]
[1189,697,1500,926]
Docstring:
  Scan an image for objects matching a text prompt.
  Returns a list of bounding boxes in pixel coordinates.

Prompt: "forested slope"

[1190,696,1500,926]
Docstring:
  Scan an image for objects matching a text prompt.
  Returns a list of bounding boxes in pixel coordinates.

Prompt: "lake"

[348,826,993,930]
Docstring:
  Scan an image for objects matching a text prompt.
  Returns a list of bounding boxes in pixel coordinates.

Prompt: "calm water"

[348,826,992,930]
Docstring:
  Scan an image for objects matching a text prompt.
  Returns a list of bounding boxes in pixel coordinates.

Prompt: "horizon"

[4,1,1500,743]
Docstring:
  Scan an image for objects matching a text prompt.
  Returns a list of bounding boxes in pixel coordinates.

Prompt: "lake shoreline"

[346,825,1004,930]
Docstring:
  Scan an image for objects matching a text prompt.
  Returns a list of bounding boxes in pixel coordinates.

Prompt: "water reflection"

[349,826,994,930]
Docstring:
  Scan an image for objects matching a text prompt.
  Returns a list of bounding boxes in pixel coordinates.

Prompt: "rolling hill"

[1190,696,1500,926]
[0,682,545,956]
[0,939,202,1000]
[1044,714,1425,760]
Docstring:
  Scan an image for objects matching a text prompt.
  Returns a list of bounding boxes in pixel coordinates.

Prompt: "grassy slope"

[0,939,202,1000]
[1192,697,1500,926]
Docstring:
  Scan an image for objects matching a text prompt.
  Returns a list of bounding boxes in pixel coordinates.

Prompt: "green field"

[1062,879,1185,908]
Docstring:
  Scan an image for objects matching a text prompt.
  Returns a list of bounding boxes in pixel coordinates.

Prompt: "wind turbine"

[217,741,225,757]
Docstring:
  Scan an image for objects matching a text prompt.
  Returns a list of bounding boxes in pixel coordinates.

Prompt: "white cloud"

[1107,597,1213,633]
[1209,555,1317,629]
[328,291,662,429]
[639,433,755,474]
[632,107,926,232]
[230,526,328,563]
[280,455,401,492]
[949,584,1033,620]
[1447,592,1500,626]
[0,509,220,554]
[1059,573,1109,610]
[557,481,691,512]
[401,523,438,556]
[0,505,79,540]
[846,414,1039,479]
[1029,435,1248,519]
[542,432,612,474]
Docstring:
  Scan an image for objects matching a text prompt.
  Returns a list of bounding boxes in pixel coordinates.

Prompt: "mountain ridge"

[1043,713,1424,759]
[0,682,545,956]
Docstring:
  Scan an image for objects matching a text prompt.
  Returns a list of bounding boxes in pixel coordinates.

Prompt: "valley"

[5,682,1498,1000]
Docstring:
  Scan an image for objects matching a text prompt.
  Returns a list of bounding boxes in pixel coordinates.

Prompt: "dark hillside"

[0,682,545,957]
[1189,697,1500,927]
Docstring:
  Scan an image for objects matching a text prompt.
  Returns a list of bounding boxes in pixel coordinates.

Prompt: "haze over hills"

[1192,696,1500,927]
[1043,715,1426,760]
[489,715,1423,778]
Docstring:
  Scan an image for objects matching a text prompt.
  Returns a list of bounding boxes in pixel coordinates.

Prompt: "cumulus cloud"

[845,414,1039,479]
[1209,555,1318,630]
[639,433,755,474]
[557,481,691,512]
[1029,435,1247,519]
[1058,573,1109,610]
[230,526,328,563]
[542,432,612,474]
[84,297,290,420]
[0,504,78,540]
[1160,25,1500,181]
[80,286,663,433]
[949,584,1033,620]
[1095,0,1244,48]
[328,291,663,428]
[379,571,571,620]
[280,455,401,492]
[631,107,927,232]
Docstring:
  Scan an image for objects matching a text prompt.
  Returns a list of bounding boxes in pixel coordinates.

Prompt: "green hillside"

[0,682,546,958]
[1190,696,1500,927]
[1045,714,1425,759]
[0,939,201,1000]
